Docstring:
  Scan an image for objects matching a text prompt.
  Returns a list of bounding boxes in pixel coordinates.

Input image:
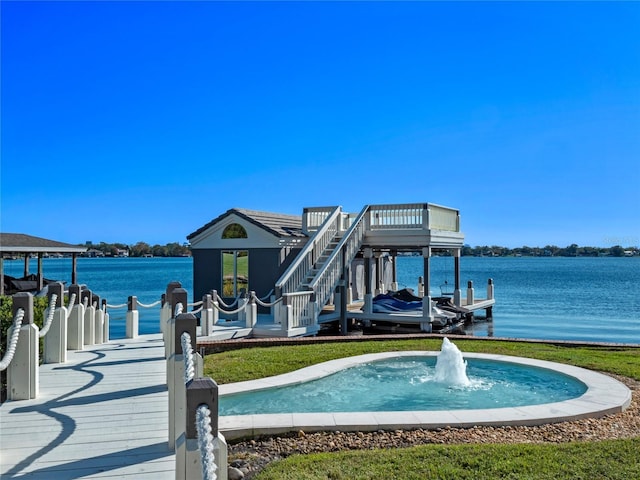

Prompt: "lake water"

[4,256,639,344]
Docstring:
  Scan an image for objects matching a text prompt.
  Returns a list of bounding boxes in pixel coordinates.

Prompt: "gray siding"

[192,247,302,309]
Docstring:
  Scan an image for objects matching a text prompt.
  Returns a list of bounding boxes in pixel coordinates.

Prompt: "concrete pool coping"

[218,351,632,441]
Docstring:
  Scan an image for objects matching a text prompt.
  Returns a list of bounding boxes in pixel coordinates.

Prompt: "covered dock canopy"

[0,233,87,295]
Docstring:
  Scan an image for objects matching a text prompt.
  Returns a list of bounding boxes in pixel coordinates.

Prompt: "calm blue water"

[4,256,639,344]
[218,357,587,415]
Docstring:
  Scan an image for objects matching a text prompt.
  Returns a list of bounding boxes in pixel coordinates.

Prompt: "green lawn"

[203,338,640,383]
[203,338,639,479]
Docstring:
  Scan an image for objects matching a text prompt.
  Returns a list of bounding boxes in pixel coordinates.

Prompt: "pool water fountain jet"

[433,337,471,386]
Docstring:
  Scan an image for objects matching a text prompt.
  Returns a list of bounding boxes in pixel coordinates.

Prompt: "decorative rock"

[228,466,245,480]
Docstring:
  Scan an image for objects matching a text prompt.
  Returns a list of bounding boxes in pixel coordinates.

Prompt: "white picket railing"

[275,206,342,296]
[309,205,370,312]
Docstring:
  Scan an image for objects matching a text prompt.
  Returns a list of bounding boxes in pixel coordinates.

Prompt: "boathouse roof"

[0,233,87,254]
[187,208,305,241]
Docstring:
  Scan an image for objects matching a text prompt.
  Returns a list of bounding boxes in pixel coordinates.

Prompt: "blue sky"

[1,1,639,248]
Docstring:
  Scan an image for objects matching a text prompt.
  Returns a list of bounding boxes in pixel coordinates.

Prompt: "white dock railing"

[309,204,370,313]
[0,284,114,401]
[275,205,342,297]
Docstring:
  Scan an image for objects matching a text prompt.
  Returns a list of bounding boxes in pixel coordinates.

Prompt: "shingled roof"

[0,233,87,254]
[187,208,305,240]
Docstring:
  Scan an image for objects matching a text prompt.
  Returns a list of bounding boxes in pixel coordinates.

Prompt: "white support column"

[126,296,139,339]
[103,309,110,343]
[44,282,67,364]
[167,288,188,451]
[467,280,475,307]
[363,248,373,314]
[421,247,433,330]
[8,293,39,400]
[94,297,104,344]
[201,294,213,336]
[67,285,84,351]
[246,292,257,328]
[454,249,462,307]
[82,290,95,346]
[44,307,67,364]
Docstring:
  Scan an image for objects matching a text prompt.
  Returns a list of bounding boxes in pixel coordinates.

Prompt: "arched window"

[222,223,247,239]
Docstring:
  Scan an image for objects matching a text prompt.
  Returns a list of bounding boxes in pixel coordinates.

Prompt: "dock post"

[94,294,104,344]
[201,294,214,336]
[417,276,424,297]
[211,290,220,324]
[167,287,188,450]
[177,377,228,480]
[246,292,257,328]
[486,278,494,320]
[466,281,475,307]
[172,313,197,451]
[43,282,67,364]
[162,281,182,342]
[102,299,110,342]
[8,293,39,400]
[82,289,95,346]
[67,284,84,350]
[126,296,139,338]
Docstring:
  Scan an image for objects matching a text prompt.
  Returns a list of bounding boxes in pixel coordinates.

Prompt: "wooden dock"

[0,334,175,479]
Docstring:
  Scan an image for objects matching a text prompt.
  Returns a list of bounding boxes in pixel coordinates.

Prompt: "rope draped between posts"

[106,302,128,309]
[211,299,247,315]
[174,303,184,317]
[137,300,162,308]
[196,404,218,480]
[181,331,195,384]
[214,293,241,309]
[38,294,59,338]
[254,295,282,308]
[0,308,25,372]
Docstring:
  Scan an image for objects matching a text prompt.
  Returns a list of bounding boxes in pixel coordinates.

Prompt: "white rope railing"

[106,302,128,309]
[82,297,89,308]
[188,301,203,308]
[190,305,204,315]
[254,295,283,308]
[0,308,25,371]
[174,303,184,317]
[211,300,247,315]
[196,404,218,480]
[214,293,241,309]
[39,294,58,338]
[67,293,77,310]
[138,299,162,308]
[181,331,195,384]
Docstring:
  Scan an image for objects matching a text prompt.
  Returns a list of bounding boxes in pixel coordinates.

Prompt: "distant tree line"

[82,241,191,257]
[459,244,638,257]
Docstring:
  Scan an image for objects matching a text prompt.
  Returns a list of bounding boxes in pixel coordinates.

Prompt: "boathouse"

[188,203,494,337]
[0,233,87,295]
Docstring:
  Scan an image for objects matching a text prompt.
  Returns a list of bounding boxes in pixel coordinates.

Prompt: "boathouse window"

[222,250,248,297]
[222,223,248,239]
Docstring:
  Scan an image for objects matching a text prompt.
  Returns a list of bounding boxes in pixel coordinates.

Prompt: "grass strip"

[254,438,640,480]
[203,338,640,383]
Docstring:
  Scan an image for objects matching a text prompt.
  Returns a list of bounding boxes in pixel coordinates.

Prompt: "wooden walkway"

[0,334,175,479]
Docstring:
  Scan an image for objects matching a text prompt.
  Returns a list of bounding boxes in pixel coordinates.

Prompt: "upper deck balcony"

[360,203,464,250]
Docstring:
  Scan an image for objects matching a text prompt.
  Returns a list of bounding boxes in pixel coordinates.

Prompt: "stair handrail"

[275,205,342,295]
[308,204,370,309]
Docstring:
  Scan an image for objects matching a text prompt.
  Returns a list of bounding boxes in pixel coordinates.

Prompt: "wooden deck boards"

[0,334,175,479]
